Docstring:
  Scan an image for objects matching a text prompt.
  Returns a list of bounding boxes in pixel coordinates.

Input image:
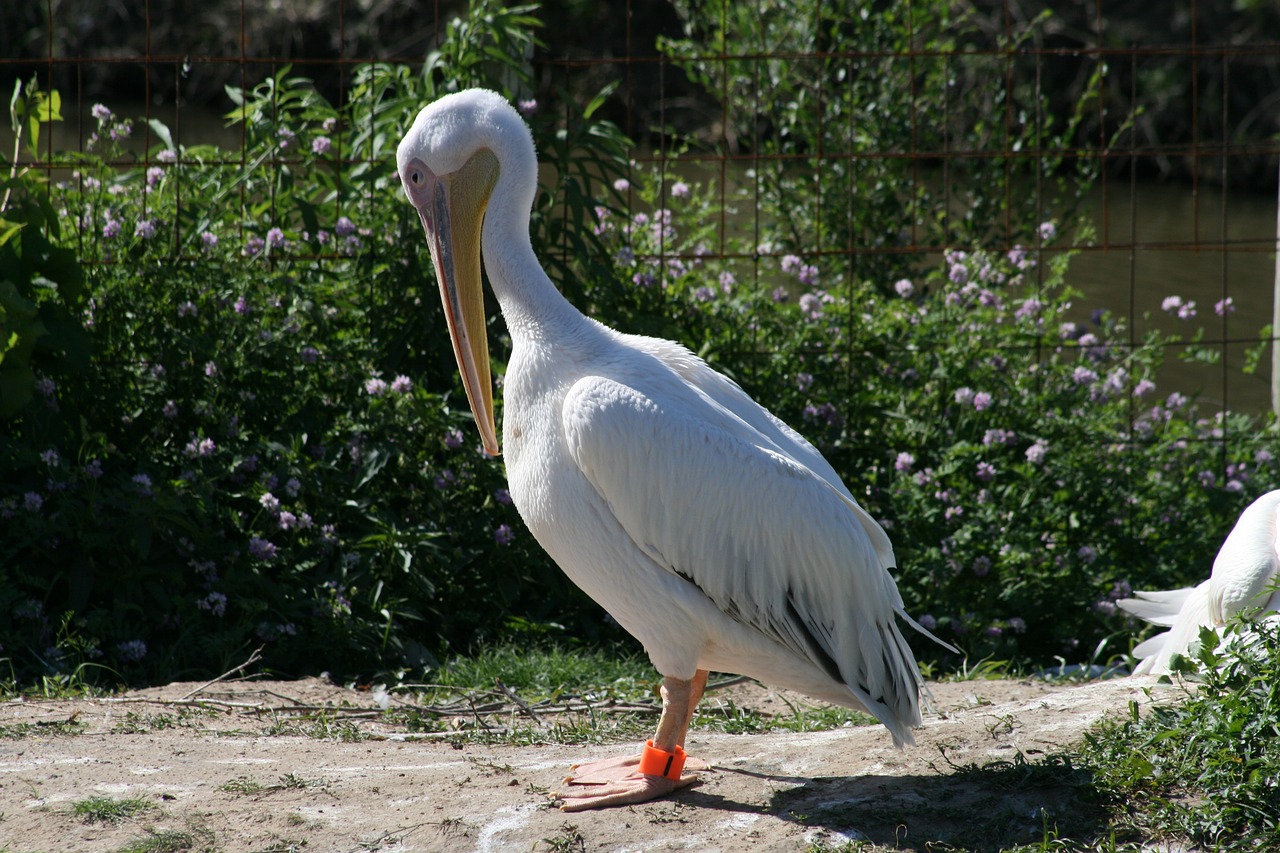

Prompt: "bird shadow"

[676,751,1112,852]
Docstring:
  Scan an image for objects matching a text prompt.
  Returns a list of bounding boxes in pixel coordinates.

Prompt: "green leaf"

[148,118,175,152]
[0,218,24,249]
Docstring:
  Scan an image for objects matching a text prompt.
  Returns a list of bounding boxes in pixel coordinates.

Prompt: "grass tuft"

[72,795,152,824]
[1077,614,1280,848]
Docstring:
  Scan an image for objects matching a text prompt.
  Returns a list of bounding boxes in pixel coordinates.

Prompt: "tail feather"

[1117,587,1197,627]
[1121,581,1213,675]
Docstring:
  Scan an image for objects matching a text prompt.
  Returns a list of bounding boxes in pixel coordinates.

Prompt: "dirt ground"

[0,674,1163,852]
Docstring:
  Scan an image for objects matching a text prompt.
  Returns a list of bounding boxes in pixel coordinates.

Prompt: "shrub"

[0,0,626,684]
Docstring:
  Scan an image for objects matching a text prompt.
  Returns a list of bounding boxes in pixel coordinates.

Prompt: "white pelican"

[396,89,948,811]
[1119,489,1280,675]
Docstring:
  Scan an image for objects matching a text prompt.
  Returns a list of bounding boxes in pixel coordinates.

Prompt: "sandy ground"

[0,674,1163,852]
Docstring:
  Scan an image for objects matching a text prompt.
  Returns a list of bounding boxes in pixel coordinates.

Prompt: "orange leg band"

[638,740,687,780]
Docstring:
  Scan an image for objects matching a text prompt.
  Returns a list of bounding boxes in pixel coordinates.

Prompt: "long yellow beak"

[403,150,501,456]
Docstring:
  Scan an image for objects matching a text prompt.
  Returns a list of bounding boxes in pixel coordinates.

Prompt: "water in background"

[1063,180,1274,416]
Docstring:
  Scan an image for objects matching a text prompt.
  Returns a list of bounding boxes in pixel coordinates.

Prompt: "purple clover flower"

[248,537,277,560]
[494,524,515,545]
[197,592,228,617]
[114,640,147,662]
[1072,366,1098,386]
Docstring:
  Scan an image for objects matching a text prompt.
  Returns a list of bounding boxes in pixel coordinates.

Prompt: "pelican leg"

[554,670,710,811]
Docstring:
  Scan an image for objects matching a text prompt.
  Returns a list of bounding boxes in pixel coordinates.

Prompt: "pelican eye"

[408,168,424,186]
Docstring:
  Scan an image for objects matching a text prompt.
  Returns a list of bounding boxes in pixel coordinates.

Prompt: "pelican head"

[397,89,538,456]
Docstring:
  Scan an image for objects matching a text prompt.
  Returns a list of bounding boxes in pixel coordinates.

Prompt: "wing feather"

[635,337,902,572]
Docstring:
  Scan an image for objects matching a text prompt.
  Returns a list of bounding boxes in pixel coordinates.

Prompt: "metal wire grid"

[6,0,1279,424]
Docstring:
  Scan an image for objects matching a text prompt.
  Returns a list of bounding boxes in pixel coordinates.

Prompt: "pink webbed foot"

[551,742,709,811]
[553,767,698,811]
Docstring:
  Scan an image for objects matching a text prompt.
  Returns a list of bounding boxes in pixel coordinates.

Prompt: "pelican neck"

[480,188,590,344]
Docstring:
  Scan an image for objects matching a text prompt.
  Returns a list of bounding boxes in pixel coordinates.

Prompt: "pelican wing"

[562,374,922,733]
[638,336,897,572]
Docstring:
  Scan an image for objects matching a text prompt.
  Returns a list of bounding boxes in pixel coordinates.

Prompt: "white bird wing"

[561,372,923,738]
[633,336,897,572]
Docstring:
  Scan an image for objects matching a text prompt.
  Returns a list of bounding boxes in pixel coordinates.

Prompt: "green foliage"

[425,642,653,699]
[1079,612,1280,847]
[659,0,1100,289]
[0,80,89,419]
[0,0,623,687]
